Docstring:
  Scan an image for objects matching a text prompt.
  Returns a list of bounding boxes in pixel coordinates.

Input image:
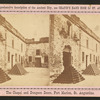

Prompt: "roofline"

[0,15,26,43]
[0,15,49,44]
[26,37,49,44]
[26,41,49,44]
[1,14,99,44]
[63,15,100,43]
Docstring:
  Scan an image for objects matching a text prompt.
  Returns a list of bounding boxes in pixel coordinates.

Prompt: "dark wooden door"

[63,52,71,70]
[35,58,41,67]
[86,55,88,67]
[11,55,14,68]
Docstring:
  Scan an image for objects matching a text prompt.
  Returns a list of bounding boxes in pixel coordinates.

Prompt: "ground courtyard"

[0,67,100,86]
[51,74,100,86]
[0,67,49,86]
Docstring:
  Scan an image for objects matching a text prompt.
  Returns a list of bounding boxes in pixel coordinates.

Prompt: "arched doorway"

[53,45,85,84]
[63,45,72,69]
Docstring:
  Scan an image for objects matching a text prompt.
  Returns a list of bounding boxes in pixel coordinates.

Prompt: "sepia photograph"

[0,14,49,86]
[0,14,100,86]
[50,14,100,86]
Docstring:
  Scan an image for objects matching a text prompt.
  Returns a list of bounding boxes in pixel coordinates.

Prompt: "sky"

[2,14,49,40]
[2,14,100,39]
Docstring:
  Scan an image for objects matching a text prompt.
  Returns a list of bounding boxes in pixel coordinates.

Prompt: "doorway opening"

[11,55,14,68]
[63,45,72,68]
[35,57,41,67]
[86,55,88,67]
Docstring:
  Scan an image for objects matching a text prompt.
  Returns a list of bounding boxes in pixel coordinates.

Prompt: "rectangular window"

[8,52,10,62]
[90,54,92,62]
[67,21,71,36]
[86,39,88,48]
[15,53,17,62]
[12,40,14,48]
[96,44,97,52]
[21,43,23,52]
[36,49,40,55]
[19,55,20,62]
[94,55,95,62]
[29,56,32,62]
[44,56,48,63]
[98,56,99,62]
[82,52,84,62]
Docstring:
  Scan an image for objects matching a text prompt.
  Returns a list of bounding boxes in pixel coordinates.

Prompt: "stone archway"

[53,45,85,84]
[63,45,71,52]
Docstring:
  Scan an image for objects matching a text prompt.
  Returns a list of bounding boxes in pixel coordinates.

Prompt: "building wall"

[80,29,100,70]
[49,15,100,76]
[0,15,49,70]
[0,25,6,70]
[6,30,26,70]
[0,14,100,73]
[0,24,26,70]
[26,42,49,67]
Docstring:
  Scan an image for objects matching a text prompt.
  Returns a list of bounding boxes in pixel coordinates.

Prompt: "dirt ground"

[0,67,49,86]
[0,67,100,86]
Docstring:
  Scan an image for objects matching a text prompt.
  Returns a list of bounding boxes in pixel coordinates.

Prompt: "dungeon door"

[53,45,85,84]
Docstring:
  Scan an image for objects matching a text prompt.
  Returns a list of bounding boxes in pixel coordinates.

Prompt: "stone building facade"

[25,37,49,67]
[0,15,49,71]
[0,14,100,74]
[0,25,6,70]
[49,15,100,76]
[0,15,26,71]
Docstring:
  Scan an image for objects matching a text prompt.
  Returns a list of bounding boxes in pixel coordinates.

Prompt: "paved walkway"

[0,67,49,86]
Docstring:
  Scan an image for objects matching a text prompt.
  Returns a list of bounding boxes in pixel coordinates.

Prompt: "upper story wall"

[6,30,26,54]
[51,14,100,55]
[49,14,100,75]
[26,37,49,57]
[0,15,26,55]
